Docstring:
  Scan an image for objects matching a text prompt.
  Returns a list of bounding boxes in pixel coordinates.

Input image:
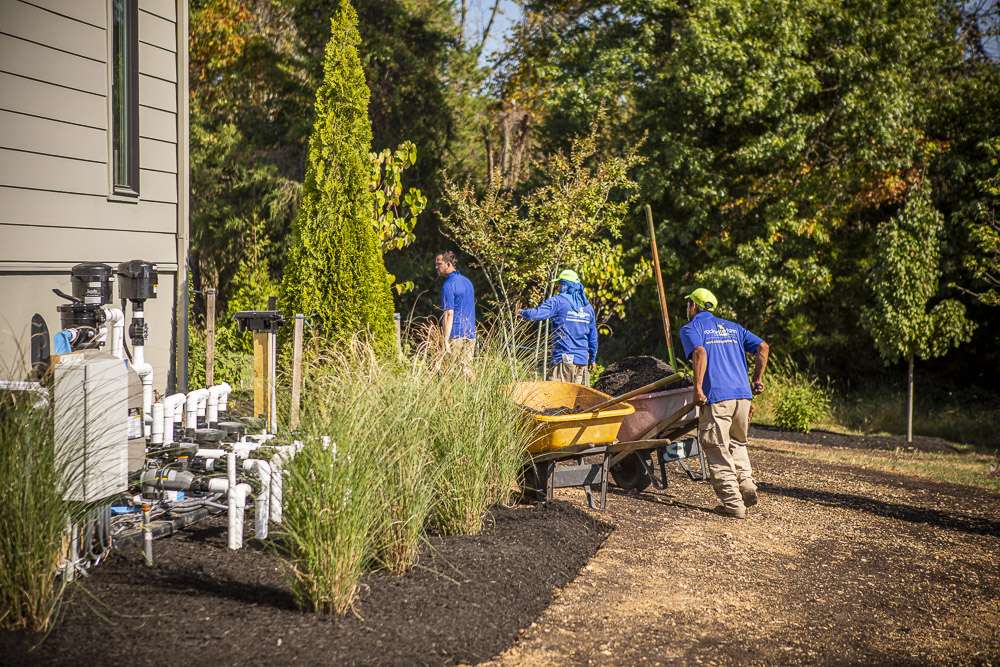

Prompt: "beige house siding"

[0,0,188,392]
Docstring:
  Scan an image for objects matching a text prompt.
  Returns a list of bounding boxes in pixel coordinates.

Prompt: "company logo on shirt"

[566,308,591,324]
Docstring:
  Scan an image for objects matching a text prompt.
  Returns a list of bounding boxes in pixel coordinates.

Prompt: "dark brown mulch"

[1,502,610,667]
[594,356,692,396]
[752,424,961,453]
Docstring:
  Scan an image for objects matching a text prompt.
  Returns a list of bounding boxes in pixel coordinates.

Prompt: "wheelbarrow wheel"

[611,452,652,491]
[519,462,549,503]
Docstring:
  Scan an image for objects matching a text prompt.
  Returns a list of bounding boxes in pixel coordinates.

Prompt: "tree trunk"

[906,355,914,446]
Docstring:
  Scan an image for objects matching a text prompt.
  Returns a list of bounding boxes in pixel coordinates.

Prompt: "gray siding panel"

[139,73,176,112]
[139,137,177,173]
[138,0,176,22]
[138,9,175,52]
[0,0,106,61]
[138,105,176,142]
[0,34,105,95]
[138,41,176,82]
[20,0,106,28]
[0,148,105,195]
[0,224,177,264]
[0,186,176,233]
[139,168,177,203]
[0,109,106,162]
[0,72,106,129]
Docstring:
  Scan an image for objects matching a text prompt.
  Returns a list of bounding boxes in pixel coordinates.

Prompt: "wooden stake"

[645,204,675,368]
[205,288,216,387]
[290,314,304,430]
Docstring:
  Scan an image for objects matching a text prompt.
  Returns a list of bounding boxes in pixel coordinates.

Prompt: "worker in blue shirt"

[519,270,598,385]
[435,251,476,370]
[679,288,770,519]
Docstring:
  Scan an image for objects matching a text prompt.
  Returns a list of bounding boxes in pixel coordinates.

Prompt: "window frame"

[107,0,140,200]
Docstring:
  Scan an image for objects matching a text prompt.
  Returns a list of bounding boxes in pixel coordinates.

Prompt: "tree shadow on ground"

[759,482,1000,538]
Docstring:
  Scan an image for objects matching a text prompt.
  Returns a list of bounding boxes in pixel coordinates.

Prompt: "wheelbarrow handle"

[583,372,685,414]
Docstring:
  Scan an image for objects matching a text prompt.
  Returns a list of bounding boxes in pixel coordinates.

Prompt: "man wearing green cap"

[519,270,599,385]
[680,288,770,518]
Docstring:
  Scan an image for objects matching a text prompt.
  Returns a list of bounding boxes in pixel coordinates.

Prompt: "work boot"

[740,480,759,508]
[713,504,747,519]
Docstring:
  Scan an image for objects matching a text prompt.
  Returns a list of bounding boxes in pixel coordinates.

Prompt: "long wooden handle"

[645,205,675,368]
[583,372,684,414]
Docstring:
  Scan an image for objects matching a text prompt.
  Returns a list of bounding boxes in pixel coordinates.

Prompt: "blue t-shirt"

[441,271,476,339]
[679,311,763,404]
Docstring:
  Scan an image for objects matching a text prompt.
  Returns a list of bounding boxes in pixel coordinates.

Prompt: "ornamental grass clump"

[0,389,74,632]
[427,335,534,535]
[281,332,534,614]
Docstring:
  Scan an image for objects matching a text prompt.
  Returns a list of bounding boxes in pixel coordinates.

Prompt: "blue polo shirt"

[441,270,476,339]
[679,311,763,404]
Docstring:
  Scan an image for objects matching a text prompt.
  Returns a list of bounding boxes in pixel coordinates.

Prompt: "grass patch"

[757,439,1000,495]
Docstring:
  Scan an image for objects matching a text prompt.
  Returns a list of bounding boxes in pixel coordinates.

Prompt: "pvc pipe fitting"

[162,393,186,444]
[185,388,209,430]
[243,459,271,539]
[101,306,125,360]
[206,383,232,425]
[150,402,164,446]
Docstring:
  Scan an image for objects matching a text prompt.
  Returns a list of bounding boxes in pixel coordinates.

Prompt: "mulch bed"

[2,502,610,666]
[752,424,961,453]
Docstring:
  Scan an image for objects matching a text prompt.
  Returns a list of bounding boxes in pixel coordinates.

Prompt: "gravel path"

[488,437,1000,666]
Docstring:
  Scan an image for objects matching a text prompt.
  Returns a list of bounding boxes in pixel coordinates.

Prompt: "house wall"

[0,0,186,392]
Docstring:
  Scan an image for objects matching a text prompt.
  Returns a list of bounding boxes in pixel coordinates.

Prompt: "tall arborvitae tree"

[281,0,394,351]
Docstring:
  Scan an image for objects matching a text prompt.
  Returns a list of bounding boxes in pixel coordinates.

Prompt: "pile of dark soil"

[594,356,692,396]
[1,503,610,666]
[752,425,961,453]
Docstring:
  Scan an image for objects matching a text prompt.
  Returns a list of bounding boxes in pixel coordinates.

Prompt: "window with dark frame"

[111,0,139,197]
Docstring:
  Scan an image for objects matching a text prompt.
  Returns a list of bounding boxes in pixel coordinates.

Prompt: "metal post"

[205,288,216,387]
[906,355,914,446]
[290,314,304,430]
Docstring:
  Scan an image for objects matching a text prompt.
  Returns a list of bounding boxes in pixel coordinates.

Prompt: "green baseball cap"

[553,269,581,284]
[685,287,718,311]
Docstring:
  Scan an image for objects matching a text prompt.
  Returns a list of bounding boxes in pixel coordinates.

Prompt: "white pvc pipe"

[185,388,209,431]
[227,452,251,550]
[162,393,186,444]
[131,313,154,430]
[101,306,125,360]
[194,448,227,459]
[150,402,164,446]
[243,459,270,539]
[206,383,231,425]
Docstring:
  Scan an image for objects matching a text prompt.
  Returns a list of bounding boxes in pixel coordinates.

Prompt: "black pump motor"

[70,262,115,305]
[117,260,158,302]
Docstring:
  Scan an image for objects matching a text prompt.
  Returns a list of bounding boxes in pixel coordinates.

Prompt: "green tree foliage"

[861,181,975,363]
[497,0,995,376]
[280,1,395,350]
[442,119,644,322]
[371,140,428,294]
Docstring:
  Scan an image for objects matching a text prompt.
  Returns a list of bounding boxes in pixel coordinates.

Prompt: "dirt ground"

[3,432,998,666]
[489,436,1000,666]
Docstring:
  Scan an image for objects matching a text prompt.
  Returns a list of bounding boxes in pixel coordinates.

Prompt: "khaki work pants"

[550,361,590,386]
[698,399,755,510]
[445,337,475,375]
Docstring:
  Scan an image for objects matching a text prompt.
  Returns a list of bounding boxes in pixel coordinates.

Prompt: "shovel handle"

[583,372,685,414]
